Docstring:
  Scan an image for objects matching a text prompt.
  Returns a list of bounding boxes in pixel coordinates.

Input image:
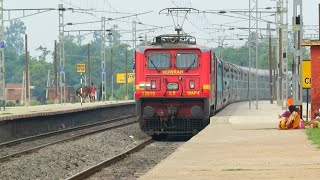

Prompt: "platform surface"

[0,100,134,121]
[140,101,320,180]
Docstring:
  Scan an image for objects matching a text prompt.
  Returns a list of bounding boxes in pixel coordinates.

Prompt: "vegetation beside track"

[305,128,320,148]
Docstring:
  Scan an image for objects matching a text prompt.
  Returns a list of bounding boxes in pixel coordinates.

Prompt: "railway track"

[0,115,136,163]
[66,138,154,180]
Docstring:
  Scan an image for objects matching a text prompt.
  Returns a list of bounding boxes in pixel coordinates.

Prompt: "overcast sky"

[4,0,319,58]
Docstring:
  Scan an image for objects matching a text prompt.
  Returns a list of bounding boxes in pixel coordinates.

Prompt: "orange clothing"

[278,111,300,130]
[90,85,96,93]
[287,97,293,107]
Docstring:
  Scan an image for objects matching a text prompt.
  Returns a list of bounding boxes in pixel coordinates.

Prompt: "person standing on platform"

[90,83,96,102]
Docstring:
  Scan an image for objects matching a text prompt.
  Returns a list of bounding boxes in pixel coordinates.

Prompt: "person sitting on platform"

[278,97,294,119]
[314,110,320,120]
[279,106,300,130]
[305,110,320,128]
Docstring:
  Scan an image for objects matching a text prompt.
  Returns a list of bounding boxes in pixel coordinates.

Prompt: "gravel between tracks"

[0,117,136,158]
[0,123,149,180]
[88,141,184,180]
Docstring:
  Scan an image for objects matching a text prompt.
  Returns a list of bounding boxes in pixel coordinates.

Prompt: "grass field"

[305,128,320,149]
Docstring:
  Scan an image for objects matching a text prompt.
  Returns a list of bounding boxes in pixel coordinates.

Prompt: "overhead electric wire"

[222,13,275,25]
[5,9,53,21]
[3,8,56,11]
[169,0,213,39]
[203,10,276,25]
[76,9,134,15]
[70,11,153,26]
[103,0,119,13]
[205,13,277,35]
[104,19,173,31]
[185,17,214,39]
[60,0,100,19]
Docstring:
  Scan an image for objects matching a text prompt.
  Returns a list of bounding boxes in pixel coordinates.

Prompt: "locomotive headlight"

[190,80,195,89]
[151,80,156,89]
[191,105,202,118]
[143,106,154,118]
[167,83,178,90]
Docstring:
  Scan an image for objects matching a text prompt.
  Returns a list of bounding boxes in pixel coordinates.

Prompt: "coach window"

[175,53,198,69]
[147,53,170,69]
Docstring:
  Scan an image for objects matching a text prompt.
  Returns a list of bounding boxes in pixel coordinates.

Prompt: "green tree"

[29,60,52,98]
[216,36,271,70]
[115,83,134,100]
[36,46,51,61]
[75,34,85,45]
[5,51,25,83]
[4,20,26,54]
[107,25,122,47]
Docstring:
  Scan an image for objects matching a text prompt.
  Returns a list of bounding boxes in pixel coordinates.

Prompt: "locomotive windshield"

[175,53,198,69]
[147,53,170,69]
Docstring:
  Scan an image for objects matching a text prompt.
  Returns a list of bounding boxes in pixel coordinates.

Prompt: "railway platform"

[0,100,135,142]
[0,100,134,121]
[140,101,320,180]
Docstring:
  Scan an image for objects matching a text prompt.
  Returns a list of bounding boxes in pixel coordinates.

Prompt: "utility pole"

[283,0,289,107]
[46,70,50,99]
[218,36,226,59]
[132,21,137,100]
[21,71,25,104]
[101,17,106,101]
[125,50,128,100]
[145,34,148,45]
[58,4,66,104]
[273,45,277,101]
[248,0,259,109]
[268,23,273,104]
[25,34,30,107]
[54,40,58,100]
[278,25,283,105]
[110,48,114,100]
[276,0,289,108]
[276,0,282,106]
[293,0,303,106]
[0,0,6,110]
[88,44,91,85]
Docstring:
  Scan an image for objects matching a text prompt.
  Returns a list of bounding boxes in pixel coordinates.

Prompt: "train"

[135,34,269,136]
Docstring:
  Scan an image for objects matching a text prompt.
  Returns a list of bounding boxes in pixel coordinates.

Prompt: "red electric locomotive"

[135,34,215,135]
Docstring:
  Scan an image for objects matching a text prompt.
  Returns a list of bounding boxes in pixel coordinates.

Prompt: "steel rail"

[66,138,154,180]
[0,114,135,148]
[0,117,137,163]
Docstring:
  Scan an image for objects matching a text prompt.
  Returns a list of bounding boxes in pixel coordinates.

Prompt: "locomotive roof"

[136,34,211,53]
[136,43,211,54]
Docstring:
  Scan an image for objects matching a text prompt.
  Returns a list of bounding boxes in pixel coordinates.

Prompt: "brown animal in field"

[76,86,91,102]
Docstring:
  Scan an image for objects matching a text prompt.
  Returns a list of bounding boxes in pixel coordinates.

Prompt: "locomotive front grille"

[137,98,210,134]
[140,118,206,134]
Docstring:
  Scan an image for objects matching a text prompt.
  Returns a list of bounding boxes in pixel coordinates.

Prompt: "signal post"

[77,64,86,105]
